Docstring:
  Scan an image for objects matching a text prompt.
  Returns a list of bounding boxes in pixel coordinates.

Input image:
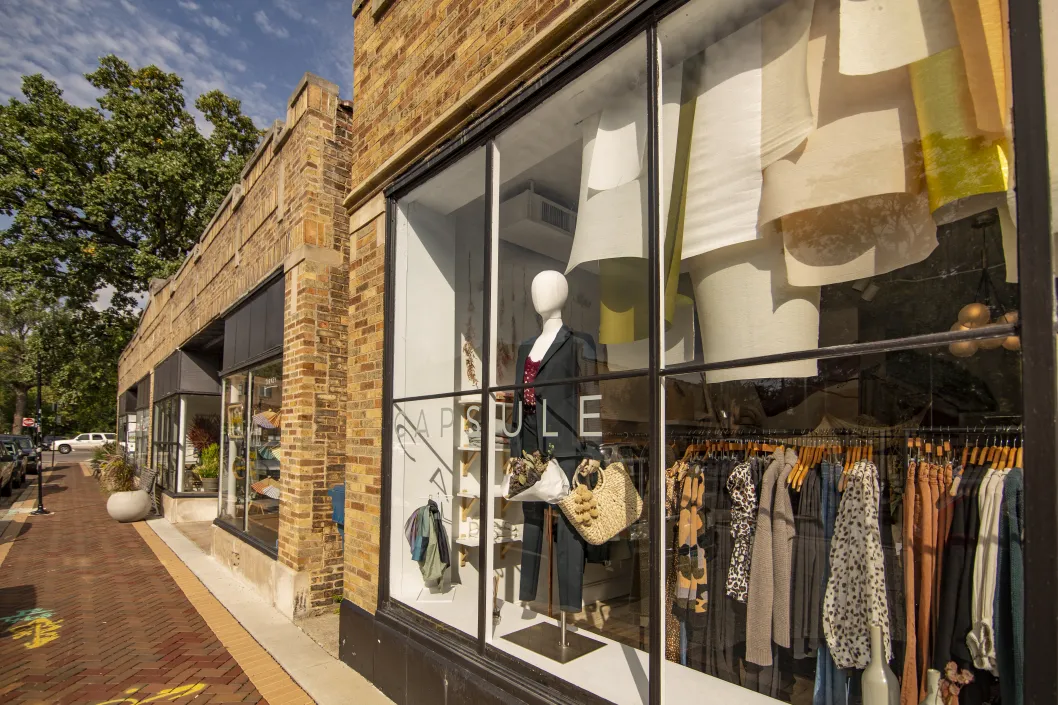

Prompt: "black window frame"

[214,353,284,560]
[376,1,1056,703]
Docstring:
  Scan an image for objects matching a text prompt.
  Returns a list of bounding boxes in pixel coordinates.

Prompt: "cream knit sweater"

[746,448,798,666]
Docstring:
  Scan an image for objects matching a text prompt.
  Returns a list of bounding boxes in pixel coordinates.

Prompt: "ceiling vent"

[499,185,577,265]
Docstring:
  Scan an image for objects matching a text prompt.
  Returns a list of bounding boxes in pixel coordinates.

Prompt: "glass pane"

[169,397,181,491]
[662,338,1022,703]
[660,0,1018,370]
[135,407,149,469]
[247,360,283,549]
[183,395,221,493]
[488,376,651,705]
[153,401,170,488]
[220,373,249,529]
[393,149,486,398]
[494,35,651,385]
[390,394,481,638]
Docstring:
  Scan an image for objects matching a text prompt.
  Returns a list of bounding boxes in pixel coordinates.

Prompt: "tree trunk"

[11,383,28,434]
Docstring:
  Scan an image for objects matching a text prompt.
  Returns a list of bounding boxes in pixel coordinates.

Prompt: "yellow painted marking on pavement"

[9,616,63,649]
[132,523,315,704]
[95,683,207,705]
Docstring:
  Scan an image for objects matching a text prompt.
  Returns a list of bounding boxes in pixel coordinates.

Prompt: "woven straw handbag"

[557,459,643,545]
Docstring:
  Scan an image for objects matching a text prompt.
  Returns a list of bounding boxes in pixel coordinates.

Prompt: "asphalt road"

[37,447,96,468]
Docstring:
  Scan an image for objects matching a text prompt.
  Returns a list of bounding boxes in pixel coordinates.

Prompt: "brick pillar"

[275,74,353,616]
[343,195,386,613]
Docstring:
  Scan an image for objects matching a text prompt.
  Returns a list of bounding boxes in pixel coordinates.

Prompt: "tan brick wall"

[346,0,635,207]
[278,87,356,611]
[343,201,385,612]
[118,73,353,614]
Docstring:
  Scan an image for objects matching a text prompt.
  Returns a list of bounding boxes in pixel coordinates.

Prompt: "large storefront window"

[218,359,283,550]
[220,372,248,530]
[384,1,1032,703]
[152,394,219,492]
[153,396,179,491]
[133,406,149,469]
[390,147,486,636]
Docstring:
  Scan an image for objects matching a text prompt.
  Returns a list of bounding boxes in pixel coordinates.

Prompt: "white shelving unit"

[453,399,520,569]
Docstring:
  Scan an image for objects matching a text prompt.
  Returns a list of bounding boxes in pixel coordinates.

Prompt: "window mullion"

[646,20,664,705]
[244,372,252,533]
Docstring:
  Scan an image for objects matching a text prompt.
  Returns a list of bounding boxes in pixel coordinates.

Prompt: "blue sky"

[0,0,354,128]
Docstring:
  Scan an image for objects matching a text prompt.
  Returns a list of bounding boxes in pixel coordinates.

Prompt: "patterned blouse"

[726,461,756,602]
[822,460,892,669]
[522,358,541,412]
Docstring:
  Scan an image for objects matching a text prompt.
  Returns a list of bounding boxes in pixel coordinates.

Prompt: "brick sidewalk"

[0,463,272,704]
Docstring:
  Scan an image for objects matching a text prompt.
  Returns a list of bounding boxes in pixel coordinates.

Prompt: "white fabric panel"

[1001,196,1018,284]
[585,90,646,192]
[681,17,764,260]
[566,75,682,274]
[781,189,936,287]
[760,0,922,224]
[758,0,938,286]
[838,0,958,76]
[760,0,815,167]
[689,226,820,384]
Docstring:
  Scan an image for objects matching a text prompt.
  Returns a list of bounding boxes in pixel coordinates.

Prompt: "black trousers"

[519,499,587,612]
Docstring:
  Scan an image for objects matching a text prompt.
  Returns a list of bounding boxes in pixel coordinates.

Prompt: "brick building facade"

[117,1,1053,704]
[117,73,353,618]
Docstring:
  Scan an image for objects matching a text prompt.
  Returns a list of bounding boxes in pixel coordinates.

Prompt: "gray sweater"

[746,448,798,666]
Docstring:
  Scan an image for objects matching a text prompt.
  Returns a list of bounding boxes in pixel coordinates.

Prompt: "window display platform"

[160,490,218,524]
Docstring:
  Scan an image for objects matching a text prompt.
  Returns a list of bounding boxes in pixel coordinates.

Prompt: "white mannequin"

[528,270,568,361]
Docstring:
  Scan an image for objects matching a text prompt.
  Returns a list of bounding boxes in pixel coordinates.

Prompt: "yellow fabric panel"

[598,64,694,346]
[948,0,1010,134]
[909,46,1008,215]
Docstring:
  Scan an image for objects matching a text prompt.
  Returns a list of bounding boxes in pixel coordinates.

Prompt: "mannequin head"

[531,270,568,322]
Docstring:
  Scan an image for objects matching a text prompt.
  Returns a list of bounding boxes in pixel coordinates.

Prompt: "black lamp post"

[30,353,47,515]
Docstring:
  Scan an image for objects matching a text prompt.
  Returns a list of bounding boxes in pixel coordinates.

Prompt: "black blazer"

[509,325,601,473]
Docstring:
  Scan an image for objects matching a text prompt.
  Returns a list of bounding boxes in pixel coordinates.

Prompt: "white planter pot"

[107,490,151,523]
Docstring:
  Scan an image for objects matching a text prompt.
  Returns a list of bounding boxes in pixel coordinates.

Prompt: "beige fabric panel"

[837,0,958,75]
[689,227,820,384]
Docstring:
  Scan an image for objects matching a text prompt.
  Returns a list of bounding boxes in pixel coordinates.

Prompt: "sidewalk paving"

[0,462,312,705]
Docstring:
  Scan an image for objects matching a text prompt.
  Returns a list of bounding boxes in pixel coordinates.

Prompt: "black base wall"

[339,600,530,705]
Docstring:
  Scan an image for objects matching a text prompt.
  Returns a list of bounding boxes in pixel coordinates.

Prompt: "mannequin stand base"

[501,622,604,663]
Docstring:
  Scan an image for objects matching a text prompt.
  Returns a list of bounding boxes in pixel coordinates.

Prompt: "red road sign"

[21,417,34,427]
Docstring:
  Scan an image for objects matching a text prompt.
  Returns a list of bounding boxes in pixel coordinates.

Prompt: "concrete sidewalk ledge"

[145,517,392,705]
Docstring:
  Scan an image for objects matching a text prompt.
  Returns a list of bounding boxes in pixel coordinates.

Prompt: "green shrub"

[99,455,136,492]
[196,443,220,478]
[91,442,120,477]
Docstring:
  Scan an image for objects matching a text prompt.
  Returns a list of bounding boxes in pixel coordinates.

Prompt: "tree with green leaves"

[0,55,262,434]
[0,289,45,433]
[0,54,262,310]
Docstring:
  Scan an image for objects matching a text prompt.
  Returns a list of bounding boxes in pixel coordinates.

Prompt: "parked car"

[50,432,116,454]
[0,435,34,480]
[0,441,17,496]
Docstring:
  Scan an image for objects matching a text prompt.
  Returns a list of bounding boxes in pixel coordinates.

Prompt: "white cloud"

[253,10,289,39]
[0,0,276,126]
[272,0,301,21]
[201,15,233,37]
[177,0,234,38]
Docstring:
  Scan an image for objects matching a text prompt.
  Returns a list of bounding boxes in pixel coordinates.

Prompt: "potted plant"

[195,443,220,492]
[100,455,151,522]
